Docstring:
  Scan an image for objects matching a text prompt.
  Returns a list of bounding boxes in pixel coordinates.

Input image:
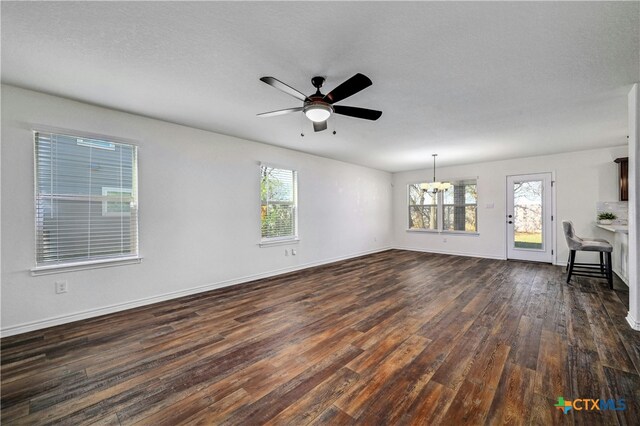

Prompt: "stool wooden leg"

[606,252,613,289]
[567,250,576,283]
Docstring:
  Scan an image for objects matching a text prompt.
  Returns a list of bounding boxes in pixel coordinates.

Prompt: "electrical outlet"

[291,249,297,256]
[55,281,68,294]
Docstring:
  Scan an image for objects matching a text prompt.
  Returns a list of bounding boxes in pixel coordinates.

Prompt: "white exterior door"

[507,173,554,263]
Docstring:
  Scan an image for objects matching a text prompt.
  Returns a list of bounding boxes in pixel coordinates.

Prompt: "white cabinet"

[596,224,629,285]
[614,231,629,284]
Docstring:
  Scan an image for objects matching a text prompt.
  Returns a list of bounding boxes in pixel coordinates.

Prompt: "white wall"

[393,146,627,264]
[1,84,632,337]
[627,83,639,331]
[0,85,393,336]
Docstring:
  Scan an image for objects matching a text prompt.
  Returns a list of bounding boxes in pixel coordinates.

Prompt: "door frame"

[505,172,556,264]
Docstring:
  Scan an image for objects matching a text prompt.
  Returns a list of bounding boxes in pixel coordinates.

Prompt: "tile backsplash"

[596,201,628,225]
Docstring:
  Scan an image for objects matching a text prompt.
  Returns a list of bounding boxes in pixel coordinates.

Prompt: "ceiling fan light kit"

[258,73,382,132]
[304,103,332,122]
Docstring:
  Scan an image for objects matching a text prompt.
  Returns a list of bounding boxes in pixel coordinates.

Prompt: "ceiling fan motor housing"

[311,76,325,90]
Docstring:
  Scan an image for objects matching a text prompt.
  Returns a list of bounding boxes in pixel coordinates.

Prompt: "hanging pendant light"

[419,154,451,194]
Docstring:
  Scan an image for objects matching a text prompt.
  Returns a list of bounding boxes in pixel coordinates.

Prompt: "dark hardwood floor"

[1,250,639,425]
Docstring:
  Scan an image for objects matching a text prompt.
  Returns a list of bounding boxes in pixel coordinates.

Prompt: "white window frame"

[31,130,141,274]
[259,163,299,246]
[407,178,479,235]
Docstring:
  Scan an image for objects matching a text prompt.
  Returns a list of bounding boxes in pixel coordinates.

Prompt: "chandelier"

[420,154,451,194]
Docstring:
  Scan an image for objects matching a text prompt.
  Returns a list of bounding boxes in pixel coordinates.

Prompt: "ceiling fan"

[257,73,382,132]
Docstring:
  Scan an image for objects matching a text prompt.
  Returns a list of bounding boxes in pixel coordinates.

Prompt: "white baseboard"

[394,245,506,261]
[626,312,640,331]
[1,246,392,338]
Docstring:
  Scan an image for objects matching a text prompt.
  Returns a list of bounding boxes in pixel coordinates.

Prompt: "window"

[443,180,477,232]
[408,184,438,230]
[260,165,297,242]
[408,179,477,233]
[34,132,139,268]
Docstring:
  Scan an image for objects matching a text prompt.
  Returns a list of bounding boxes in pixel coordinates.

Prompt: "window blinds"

[260,165,297,240]
[34,132,139,267]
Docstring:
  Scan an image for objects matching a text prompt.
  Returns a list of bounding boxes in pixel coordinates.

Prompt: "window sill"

[30,256,143,276]
[258,238,300,248]
[441,231,479,236]
[406,229,479,236]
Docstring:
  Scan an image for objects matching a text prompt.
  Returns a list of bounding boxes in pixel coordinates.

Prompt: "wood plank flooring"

[1,249,639,425]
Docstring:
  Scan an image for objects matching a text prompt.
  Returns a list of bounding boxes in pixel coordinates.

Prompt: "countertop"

[596,224,629,234]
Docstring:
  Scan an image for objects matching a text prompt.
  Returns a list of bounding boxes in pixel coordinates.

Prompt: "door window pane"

[513,180,543,249]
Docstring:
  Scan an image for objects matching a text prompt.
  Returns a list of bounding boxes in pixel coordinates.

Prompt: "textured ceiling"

[2,2,638,172]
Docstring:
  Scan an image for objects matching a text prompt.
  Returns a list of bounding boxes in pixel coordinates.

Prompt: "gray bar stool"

[562,221,613,288]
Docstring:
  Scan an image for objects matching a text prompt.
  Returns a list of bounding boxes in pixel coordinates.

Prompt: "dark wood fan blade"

[260,77,308,101]
[313,120,328,132]
[257,107,303,117]
[333,105,382,121]
[323,73,372,104]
